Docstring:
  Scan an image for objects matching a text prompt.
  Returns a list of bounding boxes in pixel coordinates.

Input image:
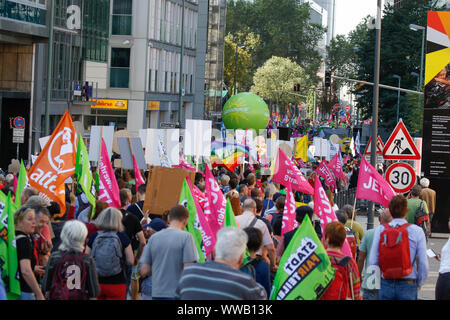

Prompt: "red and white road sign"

[383,120,421,160]
[345,105,351,111]
[364,136,384,155]
[385,162,416,193]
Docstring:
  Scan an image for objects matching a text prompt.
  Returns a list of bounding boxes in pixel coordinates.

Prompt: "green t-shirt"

[359,229,376,290]
[345,220,365,246]
[406,198,428,224]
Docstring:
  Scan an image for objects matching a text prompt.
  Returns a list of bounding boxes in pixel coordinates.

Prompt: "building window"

[110,47,130,88]
[112,0,132,35]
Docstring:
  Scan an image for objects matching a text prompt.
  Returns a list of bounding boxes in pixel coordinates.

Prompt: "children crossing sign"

[383,120,421,160]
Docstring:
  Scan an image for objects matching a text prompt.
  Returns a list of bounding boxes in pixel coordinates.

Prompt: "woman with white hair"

[419,177,436,220]
[42,220,100,300]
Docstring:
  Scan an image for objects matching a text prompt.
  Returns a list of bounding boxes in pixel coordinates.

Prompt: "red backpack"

[378,223,412,279]
[321,256,352,300]
[48,252,89,300]
[345,227,358,259]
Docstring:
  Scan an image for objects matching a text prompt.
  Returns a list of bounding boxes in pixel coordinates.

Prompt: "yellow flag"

[295,135,308,162]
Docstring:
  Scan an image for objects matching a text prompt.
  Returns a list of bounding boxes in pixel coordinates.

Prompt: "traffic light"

[325,71,331,88]
[293,83,300,92]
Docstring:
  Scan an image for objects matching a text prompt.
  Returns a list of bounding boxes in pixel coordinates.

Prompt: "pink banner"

[356,157,396,208]
[314,175,353,257]
[343,155,350,165]
[192,184,213,222]
[293,157,307,169]
[327,153,346,180]
[133,154,145,191]
[281,185,298,236]
[315,161,337,192]
[205,165,226,236]
[98,138,121,208]
[273,148,314,195]
[186,178,216,256]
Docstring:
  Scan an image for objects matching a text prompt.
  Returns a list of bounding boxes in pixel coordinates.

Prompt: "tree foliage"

[251,56,310,108]
[350,0,444,132]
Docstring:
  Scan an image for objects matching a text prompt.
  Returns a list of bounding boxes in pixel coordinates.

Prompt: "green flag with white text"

[0,193,21,300]
[14,160,28,208]
[270,215,334,300]
[179,179,206,262]
[75,135,96,218]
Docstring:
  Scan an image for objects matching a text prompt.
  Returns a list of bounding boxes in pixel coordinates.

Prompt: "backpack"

[91,231,124,277]
[48,252,89,300]
[240,257,262,280]
[345,227,358,259]
[321,256,352,300]
[378,223,412,279]
[414,201,431,239]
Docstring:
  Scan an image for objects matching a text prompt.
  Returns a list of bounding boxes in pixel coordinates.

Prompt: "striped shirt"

[175,261,267,300]
[327,249,362,300]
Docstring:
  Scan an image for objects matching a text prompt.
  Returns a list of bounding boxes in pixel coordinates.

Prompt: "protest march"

[0,109,448,303]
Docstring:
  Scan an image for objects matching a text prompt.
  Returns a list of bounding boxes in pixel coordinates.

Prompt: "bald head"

[243,198,257,215]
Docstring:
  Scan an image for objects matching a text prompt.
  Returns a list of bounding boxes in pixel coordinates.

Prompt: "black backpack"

[48,252,89,300]
[240,257,262,280]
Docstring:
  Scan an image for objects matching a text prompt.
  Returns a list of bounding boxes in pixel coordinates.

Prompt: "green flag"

[270,215,334,300]
[179,179,206,263]
[76,135,96,219]
[0,193,21,300]
[14,160,27,208]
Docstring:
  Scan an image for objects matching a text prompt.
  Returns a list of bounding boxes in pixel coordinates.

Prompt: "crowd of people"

[0,153,448,301]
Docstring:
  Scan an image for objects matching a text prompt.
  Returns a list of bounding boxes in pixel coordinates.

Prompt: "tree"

[223,33,260,95]
[350,0,444,132]
[226,0,326,85]
[251,56,310,110]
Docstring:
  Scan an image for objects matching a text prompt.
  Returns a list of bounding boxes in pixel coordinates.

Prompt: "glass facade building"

[0,0,47,25]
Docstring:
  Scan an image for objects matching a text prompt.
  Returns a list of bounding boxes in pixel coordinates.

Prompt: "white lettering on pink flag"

[327,153,346,180]
[273,148,314,195]
[97,139,121,208]
[356,157,396,208]
[205,165,226,235]
[281,185,298,236]
[314,175,353,257]
[186,178,216,256]
[316,161,337,192]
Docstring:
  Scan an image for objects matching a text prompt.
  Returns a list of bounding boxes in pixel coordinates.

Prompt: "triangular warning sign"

[364,136,384,155]
[383,120,421,160]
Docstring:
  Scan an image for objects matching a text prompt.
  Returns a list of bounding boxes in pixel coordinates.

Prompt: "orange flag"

[28,110,77,217]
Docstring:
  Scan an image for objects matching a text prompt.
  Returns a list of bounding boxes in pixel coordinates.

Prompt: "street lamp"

[234,44,245,95]
[409,24,426,88]
[393,74,401,123]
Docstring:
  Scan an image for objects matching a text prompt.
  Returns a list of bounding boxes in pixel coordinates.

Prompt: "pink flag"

[204,165,227,236]
[293,157,307,169]
[132,155,145,191]
[13,174,18,193]
[314,175,353,257]
[343,155,350,164]
[315,161,337,192]
[192,184,213,222]
[273,148,314,195]
[173,155,195,171]
[327,153,346,180]
[281,185,298,236]
[186,178,216,256]
[97,138,121,208]
[356,157,396,208]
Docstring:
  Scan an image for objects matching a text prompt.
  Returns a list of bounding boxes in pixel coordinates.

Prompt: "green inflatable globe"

[222,92,270,130]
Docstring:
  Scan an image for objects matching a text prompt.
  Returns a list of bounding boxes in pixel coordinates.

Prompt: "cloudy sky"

[334,0,378,36]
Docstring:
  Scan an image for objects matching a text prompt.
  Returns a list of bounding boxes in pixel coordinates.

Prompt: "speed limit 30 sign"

[385,162,416,194]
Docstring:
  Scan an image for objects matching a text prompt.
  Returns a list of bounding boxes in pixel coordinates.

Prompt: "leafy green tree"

[250,56,310,110]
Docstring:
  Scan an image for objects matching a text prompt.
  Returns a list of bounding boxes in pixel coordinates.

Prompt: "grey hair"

[264,184,276,199]
[342,204,354,219]
[221,175,230,184]
[59,220,88,253]
[5,173,14,184]
[420,178,429,188]
[214,227,248,264]
[93,207,124,232]
[242,198,256,212]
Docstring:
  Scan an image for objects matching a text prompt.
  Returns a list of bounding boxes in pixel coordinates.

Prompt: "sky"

[334,0,378,36]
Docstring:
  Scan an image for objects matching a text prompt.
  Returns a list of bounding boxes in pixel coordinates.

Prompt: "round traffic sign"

[13,116,25,129]
[345,105,351,111]
[385,162,416,193]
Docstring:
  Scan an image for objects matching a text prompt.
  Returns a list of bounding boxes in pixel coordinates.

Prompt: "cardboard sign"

[143,166,196,215]
[117,137,146,170]
[89,126,114,162]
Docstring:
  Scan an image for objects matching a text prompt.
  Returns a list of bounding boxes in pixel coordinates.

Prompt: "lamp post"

[233,44,245,95]
[411,71,420,111]
[393,74,401,123]
[409,24,426,88]
[178,0,185,128]
[44,0,56,135]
